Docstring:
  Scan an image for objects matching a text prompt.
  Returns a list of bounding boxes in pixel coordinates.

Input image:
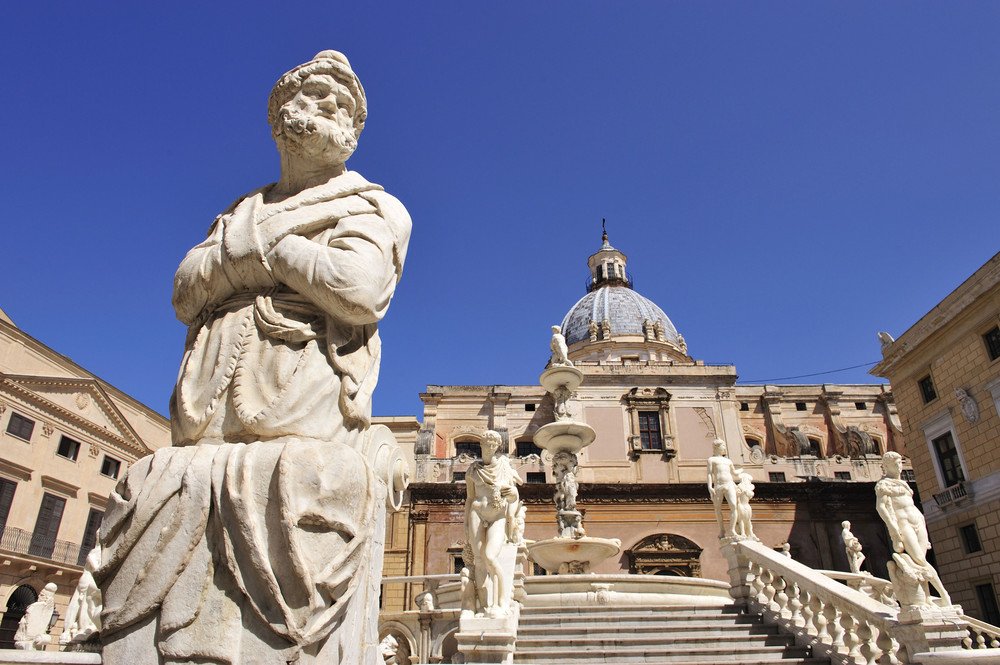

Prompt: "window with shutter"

[28,493,65,559]
[0,479,15,531]
[77,509,104,566]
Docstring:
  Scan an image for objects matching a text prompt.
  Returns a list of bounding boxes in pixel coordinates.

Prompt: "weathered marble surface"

[876,452,951,608]
[14,583,56,651]
[60,547,102,648]
[97,50,411,665]
[841,520,866,574]
[707,439,742,539]
[464,430,523,618]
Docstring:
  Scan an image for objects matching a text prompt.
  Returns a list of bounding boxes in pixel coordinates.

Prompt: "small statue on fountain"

[550,325,573,367]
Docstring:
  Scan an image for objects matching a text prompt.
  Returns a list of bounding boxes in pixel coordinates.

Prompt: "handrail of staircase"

[728,539,905,664]
[818,570,1000,650]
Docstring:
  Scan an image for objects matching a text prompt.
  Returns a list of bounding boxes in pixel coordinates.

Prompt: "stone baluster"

[799,587,815,635]
[857,619,876,665]
[787,579,804,628]
[826,602,844,650]
[750,561,766,603]
[773,575,789,619]
[760,568,777,612]
[840,610,860,662]
[875,626,899,665]
[811,594,830,645]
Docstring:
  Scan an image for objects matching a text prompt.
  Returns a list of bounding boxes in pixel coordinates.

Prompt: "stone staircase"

[513,603,830,664]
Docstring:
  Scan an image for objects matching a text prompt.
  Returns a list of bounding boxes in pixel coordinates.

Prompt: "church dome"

[560,287,681,346]
[559,230,685,353]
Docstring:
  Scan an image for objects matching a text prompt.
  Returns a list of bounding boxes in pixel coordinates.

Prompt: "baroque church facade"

[381,234,910,614]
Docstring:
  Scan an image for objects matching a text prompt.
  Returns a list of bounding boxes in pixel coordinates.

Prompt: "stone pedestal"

[719,541,753,608]
[891,604,970,656]
[457,543,520,664]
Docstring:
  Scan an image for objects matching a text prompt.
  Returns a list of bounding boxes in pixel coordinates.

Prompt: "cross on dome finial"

[602,218,608,245]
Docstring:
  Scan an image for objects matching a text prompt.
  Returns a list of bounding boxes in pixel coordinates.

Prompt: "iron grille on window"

[454,440,481,458]
[960,523,982,554]
[918,375,937,403]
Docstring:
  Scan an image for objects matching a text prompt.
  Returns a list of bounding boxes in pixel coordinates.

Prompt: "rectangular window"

[524,403,536,412]
[77,509,104,565]
[453,555,465,574]
[919,375,937,403]
[516,440,542,457]
[454,441,481,458]
[638,411,662,450]
[932,432,965,487]
[901,469,916,482]
[100,456,122,479]
[29,493,66,559]
[834,471,852,480]
[855,402,867,410]
[976,584,1000,626]
[795,402,807,412]
[56,436,81,461]
[769,472,786,482]
[959,523,982,554]
[526,472,546,484]
[740,402,750,412]
[5,412,34,442]
[0,478,16,530]
[452,471,465,483]
[984,326,1000,362]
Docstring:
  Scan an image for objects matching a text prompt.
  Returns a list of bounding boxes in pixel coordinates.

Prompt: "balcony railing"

[0,526,84,567]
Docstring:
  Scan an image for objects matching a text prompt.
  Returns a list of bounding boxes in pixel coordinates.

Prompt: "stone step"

[516,633,795,649]
[520,604,741,617]
[517,622,781,639]
[512,647,815,664]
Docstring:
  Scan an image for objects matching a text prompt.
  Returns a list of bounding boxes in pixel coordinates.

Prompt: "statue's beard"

[276,109,356,163]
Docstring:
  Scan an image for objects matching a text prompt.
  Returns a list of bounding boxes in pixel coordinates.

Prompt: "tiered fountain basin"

[532,422,595,455]
[526,537,622,575]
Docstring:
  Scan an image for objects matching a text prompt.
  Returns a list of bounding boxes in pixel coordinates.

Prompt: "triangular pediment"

[0,373,148,455]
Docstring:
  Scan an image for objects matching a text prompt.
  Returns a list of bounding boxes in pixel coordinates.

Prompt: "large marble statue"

[97,51,411,664]
[876,452,951,607]
[14,583,56,651]
[841,520,866,574]
[60,546,102,648]
[707,439,741,538]
[464,430,522,617]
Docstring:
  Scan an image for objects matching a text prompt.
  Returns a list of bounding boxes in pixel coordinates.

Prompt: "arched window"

[626,534,702,577]
[0,584,37,648]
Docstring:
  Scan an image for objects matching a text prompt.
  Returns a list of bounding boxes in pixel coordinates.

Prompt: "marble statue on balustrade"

[15,583,56,651]
[549,325,572,367]
[464,430,522,617]
[60,546,102,649]
[733,472,757,540]
[707,439,743,539]
[96,50,411,665]
[841,520,865,574]
[876,452,952,607]
[379,634,399,665]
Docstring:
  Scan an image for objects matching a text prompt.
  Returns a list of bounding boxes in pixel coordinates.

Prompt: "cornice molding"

[0,459,33,482]
[41,474,80,498]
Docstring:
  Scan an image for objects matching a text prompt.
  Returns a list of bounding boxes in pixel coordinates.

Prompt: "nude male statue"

[876,451,951,606]
[98,51,411,664]
[841,520,865,574]
[707,438,741,538]
[465,430,522,617]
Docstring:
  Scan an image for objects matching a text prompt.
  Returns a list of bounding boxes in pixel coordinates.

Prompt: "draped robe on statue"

[97,171,411,664]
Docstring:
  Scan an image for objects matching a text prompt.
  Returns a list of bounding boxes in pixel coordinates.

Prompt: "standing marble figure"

[465,430,522,617]
[707,439,741,538]
[876,452,951,606]
[97,51,411,664]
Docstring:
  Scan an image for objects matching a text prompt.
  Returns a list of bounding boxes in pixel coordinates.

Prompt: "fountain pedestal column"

[526,363,620,574]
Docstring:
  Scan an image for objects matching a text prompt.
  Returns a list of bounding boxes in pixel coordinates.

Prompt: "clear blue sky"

[2,2,998,419]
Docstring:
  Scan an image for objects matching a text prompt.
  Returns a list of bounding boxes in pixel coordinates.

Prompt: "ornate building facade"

[381,235,910,615]
[0,310,170,648]
[872,251,1000,625]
